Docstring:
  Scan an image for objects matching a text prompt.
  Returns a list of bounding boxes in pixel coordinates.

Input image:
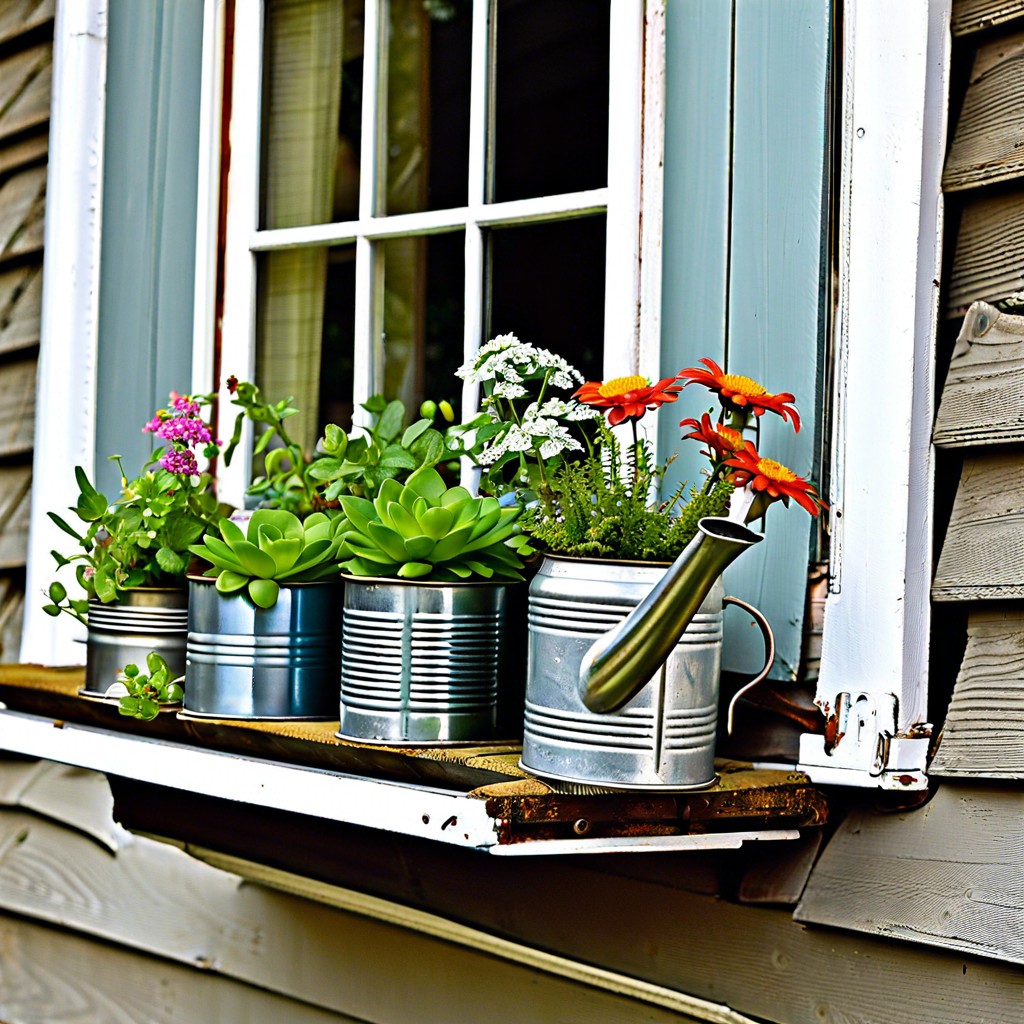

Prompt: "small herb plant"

[44,393,221,623]
[114,652,184,721]
[338,466,532,581]
[188,508,345,609]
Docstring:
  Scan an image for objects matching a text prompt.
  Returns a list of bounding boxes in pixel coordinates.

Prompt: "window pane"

[261,0,365,230]
[488,216,605,381]
[385,0,472,214]
[255,245,356,448]
[382,231,466,415]
[492,0,610,203]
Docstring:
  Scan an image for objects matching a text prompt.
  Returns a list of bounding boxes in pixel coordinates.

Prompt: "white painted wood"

[21,0,106,667]
[190,0,227,399]
[488,830,797,856]
[800,0,946,785]
[217,0,263,505]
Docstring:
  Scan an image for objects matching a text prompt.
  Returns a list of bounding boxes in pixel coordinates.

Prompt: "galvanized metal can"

[339,578,509,744]
[84,588,188,696]
[185,578,341,719]
[521,555,725,790]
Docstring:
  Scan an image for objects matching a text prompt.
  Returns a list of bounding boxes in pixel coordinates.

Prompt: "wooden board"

[0,42,50,143]
[932,451,1024,601]
[953,0,1024,36]
[0,465,31,568]
[0,163,45,262]
[0,264,42,356]
[934,301,1024,446]
[795,782,1024,964]
[0,357,35,456]
[944,31,1024,191]
[930,608,1024,778]
[0,576,24,663]
[0,0,53,48]
[946,191,1024,316]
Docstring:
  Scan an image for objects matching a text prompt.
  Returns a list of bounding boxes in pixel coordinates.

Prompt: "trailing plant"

[43,392,221,622]
[113,651,184,721]
[338,466,532,582]
[188,508,345,609]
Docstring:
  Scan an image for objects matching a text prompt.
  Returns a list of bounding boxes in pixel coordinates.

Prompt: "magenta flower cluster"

[143,391,219,477]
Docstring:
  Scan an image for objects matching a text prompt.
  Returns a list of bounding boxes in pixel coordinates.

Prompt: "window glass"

[491,0,610,203]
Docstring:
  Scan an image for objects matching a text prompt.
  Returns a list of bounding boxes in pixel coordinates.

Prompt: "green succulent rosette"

[337,466,532,582]
[188,509,344,609]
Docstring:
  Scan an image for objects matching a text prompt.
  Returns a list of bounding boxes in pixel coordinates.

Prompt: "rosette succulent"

[338,466,532,582]
[188,509,344,608]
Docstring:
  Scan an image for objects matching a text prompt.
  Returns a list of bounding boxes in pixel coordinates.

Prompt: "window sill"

[0,665,827,856]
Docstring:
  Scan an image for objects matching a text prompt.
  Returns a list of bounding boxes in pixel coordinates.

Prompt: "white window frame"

[200,0,667,505]
[796,0,949,790]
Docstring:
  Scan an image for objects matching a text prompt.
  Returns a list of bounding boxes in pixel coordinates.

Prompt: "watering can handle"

[722,596,776,736]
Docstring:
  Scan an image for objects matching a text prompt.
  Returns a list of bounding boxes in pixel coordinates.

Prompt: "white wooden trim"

[217,0,264,504]
[798,0,947,787]
[190,0,227,399]
[21,0,108,666]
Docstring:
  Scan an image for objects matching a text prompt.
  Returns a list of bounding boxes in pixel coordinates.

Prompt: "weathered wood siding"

[931,608,1024,778]
[953,0,1024,36]
[0,1,52,661]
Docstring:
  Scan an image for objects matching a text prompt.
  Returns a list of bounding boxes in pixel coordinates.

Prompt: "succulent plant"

[188,509,344,608]
[338,466,533,582]
[112,651,184,721]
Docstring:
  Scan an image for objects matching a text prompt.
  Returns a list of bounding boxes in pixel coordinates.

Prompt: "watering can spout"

[579,517,763,714]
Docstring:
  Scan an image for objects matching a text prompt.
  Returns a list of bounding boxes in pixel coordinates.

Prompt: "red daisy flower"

[574,374,683,426]
[680,413,746,461]
[678,358,801,432]
[725,441,825,516]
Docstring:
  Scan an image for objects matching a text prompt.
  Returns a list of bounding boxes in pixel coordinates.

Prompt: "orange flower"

[678,358,801,432]
[725,441,825,516]
[574,374,683,426]
[680,413,746,461]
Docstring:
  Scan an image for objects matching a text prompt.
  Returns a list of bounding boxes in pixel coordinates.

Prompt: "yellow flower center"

[598,375,647,397]
[719,374,768,398]
[756,458,798,483]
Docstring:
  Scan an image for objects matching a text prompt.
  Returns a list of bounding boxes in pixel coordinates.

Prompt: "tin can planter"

[339,577,513,744]
[521,555,772,791]
[82,587,188,697]
[184,577,342,719]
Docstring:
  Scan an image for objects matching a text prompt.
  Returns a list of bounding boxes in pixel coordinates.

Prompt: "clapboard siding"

[944,31,1024,191]
[931,608,1024,778]
[795,783,1024,964]
[0,164,45,262]
[932,451,1024,600]
[0,578,23,660]
[0,263,41,356]
[0,357,35,456]
[934,301,1024,446]
[946,191,1024,315]
[0,0,53,47]
[953,0,1024,36]
[0,43,50,142]
[0,465,30,568]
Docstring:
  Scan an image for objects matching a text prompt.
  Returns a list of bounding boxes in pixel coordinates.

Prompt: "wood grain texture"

[933,451,1024,599]
[0,42,50,142]
[0,806,703,1024]
[0,0,53,48]
[0,576,24,662]
[0,465,30,568]
[0,914,361,1024]
[945,31,1024,190]
[795,782,1024,964]
[953,0,1024,36]
[934,301,1024,446]
[0,358,35,456]
[0,164,45,262]
[0,264,42,355]
[946,191,1024,316]
[931,608,1024,777]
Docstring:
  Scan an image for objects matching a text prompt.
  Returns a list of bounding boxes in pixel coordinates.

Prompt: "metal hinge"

[797,691,931,791]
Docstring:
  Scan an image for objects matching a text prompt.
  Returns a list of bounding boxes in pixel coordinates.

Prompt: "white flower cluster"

[475,401,585,466]
[534,397,601,422]
[456,333,584,392]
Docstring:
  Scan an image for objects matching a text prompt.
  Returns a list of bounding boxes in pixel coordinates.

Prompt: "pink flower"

[160,449,199,476]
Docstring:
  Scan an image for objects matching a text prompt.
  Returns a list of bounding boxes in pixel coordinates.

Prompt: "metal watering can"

[521,517,775,790]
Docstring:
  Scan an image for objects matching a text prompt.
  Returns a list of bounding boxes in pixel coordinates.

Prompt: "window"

[210,0,662,501]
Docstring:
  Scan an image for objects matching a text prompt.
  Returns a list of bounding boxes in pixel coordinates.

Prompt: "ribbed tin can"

[84,588,188,696]
[521,555,724,790]
[339,578,509,744]
[184,578,341,719]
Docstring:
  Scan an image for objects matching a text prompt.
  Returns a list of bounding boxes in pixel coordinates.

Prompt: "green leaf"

[93,569,117,604]
[419,506,454,539]
[232,540,278,578]
[376,400,405,441]
[405,466,446,502]
[249,509,304,540]
[48,581,67,603]
[397,561,433,579]
[248,578,280,609]
[163,682,184,703]
[322,423,347,456]
[47,512,85,542]
[155,547,185,575]
[146,651,168,676]
[215,570,249,594]
[253,427,274,454]
[261,534,301,575]
[380,444,417,470]
[464,560,494,579]
[401,419,432,448]
[361,394,387,414]
[306,456,344,481]
[42,604,61,617]
[366,523,409,562]
[408,429,444,467]
[190,535,245,574]
[385,501,421,539]
[50,550,72,569]
[402,535,436,561]
[427,524,475,562]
